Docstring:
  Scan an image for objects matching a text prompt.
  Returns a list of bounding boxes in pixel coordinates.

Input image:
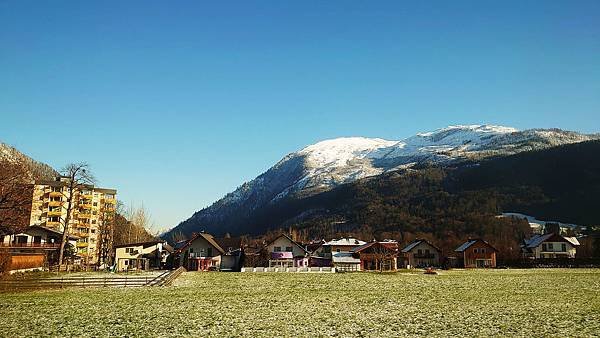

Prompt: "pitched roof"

[324,238,366,247]
[265,234,308,253]
[214,237,243,252]
[305,240,325,253]
[401,239,441,253]
[455,239,498,252]
[523,233,580,248]
[174,232,225,255]
[332,252,361,264]
[351,240,398,253]
[13,225,79,240]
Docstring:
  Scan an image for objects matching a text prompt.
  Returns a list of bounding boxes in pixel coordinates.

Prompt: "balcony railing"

[80,204,93,209]
[76,242,88,248]
[48,192,63,197]
[0,243,60,249]
[48,201,63,207]
[47,211,63,217]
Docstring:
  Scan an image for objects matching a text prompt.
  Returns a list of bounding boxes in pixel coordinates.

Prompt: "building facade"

[28,177,117,266]
[114,240,172,272]
[401,239,442,268]
[454,239,498,268]
[265,234,309,268]
[522,233,580,259]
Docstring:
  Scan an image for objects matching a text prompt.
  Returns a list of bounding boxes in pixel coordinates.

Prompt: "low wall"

[241,267,335,273]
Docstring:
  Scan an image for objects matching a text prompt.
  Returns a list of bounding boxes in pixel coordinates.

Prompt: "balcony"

[0,243,61,249]
[46,221,61,227]
[75,231,89,237]
[102,198,116,204]
[79,213,92,219]
[48,191,63,198]
[76,242,88,248]
[48,201,63,207]
[80,194,93,199]
[47,210,63,217]
[80,204,93,209]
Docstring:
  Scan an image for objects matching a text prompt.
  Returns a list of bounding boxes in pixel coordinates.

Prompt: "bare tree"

[97,199,116,267]
[112,202,156,246]
[371,242,398,272]
[57,163,95,266]
[0,160,32,234]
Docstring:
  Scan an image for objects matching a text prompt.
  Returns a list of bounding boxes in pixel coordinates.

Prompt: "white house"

[114,240,172,271]
[522,233,580,259]
[265,234,309,268]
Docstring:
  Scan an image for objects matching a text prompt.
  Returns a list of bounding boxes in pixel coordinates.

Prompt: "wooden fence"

[0,267,186,291]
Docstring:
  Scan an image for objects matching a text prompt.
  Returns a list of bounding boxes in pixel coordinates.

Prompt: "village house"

[522,233,580,259]
[454,239,498,268]
[306,240,330,267]
[400,239,441,268]
[174,232,244,271]
[0,225,78,271]
[351,240,398,272]
[265,234,308,268]
[324,238,366,271]
[114,240,173,272]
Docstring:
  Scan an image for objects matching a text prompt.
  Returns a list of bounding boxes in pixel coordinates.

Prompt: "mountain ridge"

[0,142,58,181]
[166,124,599,240]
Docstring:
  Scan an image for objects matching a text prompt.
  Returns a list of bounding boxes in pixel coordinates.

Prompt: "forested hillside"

[167,140,600,259]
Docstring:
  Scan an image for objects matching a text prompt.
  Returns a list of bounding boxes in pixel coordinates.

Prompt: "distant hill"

[0,142,57,180]
[165,125,599,243]
[164,140,600,259]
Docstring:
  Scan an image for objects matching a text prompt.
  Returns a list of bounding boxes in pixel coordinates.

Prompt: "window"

[285,246,292,252]
[93,202,98,206]
[124,260,128,266]
[336,248,341,253]
[542,244,547,251]
[480,248,485,254]
[417,249,422,255]
[274,246,281,252]
[91,229,96,233]
[189,248,194,253]
[473,248,478,254]
[125,247,133,253]
[207,247,213,256]
[561,243,566,252]
[548,243,554,251]
[425,249,430,254]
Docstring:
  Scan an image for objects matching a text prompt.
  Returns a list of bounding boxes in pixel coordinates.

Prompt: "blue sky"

[1,1,599,231]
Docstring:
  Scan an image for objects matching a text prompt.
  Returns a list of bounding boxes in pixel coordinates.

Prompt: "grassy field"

[0,269,599,337]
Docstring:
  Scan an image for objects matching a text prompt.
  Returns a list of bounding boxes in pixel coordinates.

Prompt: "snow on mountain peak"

[186,124,597,226]
[299,137,397,168]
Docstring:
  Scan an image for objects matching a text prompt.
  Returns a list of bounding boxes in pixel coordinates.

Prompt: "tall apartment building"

[28,176,117,265]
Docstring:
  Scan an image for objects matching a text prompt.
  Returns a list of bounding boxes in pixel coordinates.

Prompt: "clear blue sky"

[1,1,599,231]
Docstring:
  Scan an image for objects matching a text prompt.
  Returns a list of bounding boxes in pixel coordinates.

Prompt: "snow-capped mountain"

[0,142,57,180]
[168,125,598,237]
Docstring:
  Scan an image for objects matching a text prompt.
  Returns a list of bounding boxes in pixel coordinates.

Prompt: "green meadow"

[1,269,599,337]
